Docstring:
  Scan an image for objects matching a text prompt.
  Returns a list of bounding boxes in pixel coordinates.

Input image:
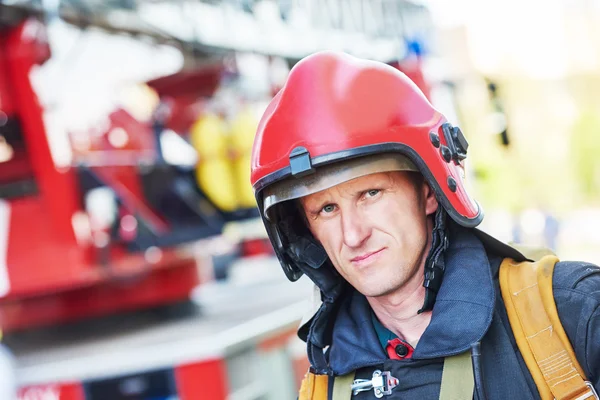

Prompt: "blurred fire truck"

[0,5,268,334]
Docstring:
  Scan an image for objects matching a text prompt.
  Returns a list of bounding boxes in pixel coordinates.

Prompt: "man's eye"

[366,189,380,197]
[322,204,336,213]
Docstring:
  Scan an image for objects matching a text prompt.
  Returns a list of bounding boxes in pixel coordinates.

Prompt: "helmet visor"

[263,153,418,220]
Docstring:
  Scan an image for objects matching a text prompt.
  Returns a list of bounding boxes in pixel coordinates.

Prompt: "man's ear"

[423,182,439,216]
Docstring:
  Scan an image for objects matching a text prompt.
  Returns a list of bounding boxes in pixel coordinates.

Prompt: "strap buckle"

[574,382,599,400]
[351,370,399,398]
[558,382,599,400]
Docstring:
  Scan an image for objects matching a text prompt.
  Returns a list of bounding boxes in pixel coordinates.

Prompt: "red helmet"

[251,51,482,281]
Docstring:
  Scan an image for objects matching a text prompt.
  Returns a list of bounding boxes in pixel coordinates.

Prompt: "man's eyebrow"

[307,198,330,212]
[344,182,383,196]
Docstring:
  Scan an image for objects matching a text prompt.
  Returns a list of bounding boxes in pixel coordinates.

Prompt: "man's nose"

[341,207,371,248]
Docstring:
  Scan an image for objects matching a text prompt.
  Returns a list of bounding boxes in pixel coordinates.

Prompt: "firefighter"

[250,51,600,399]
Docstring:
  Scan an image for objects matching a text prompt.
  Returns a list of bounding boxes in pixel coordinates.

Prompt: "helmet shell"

[251,51,482,280]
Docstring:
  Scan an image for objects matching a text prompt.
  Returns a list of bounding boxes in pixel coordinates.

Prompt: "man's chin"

[358,283,400,298]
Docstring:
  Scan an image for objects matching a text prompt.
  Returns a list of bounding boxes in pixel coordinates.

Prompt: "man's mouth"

[351,248,386,263]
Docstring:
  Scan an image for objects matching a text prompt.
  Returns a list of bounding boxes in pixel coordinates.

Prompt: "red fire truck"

[0,6,263,333]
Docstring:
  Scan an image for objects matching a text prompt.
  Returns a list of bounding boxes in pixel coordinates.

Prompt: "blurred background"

[0,0,599,399]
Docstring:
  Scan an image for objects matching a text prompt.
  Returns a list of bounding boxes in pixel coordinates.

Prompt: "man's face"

[300,171,438,298]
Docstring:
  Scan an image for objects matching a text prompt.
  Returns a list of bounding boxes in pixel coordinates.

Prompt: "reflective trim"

[263,153,417,220]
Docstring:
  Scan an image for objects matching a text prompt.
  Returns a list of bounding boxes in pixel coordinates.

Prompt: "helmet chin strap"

[419,207,449,314]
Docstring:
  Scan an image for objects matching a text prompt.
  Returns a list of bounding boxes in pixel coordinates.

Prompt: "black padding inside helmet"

[271,201,344,298]
[279,217,328,270]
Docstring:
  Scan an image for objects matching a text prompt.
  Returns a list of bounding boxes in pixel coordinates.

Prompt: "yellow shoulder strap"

[500,255,596,400]
[297,370,354,400]
[439,351,474,400]
[298,371,329,400]
[332,373,354,400]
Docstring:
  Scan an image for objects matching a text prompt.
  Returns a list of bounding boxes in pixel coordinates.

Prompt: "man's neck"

[366,269,431,348]
[366,216,435,348]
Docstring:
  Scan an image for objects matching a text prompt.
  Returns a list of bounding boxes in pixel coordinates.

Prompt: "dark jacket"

[302,224,600,399]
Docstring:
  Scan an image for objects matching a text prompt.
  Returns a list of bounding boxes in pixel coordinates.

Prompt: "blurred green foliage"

[459,78,590,214]
[571,109,600,202]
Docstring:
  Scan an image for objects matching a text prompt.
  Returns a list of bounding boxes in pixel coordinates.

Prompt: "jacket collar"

[324,224,496,374]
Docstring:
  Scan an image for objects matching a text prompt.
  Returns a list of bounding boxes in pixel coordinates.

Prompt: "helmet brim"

[263,153,417,221]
